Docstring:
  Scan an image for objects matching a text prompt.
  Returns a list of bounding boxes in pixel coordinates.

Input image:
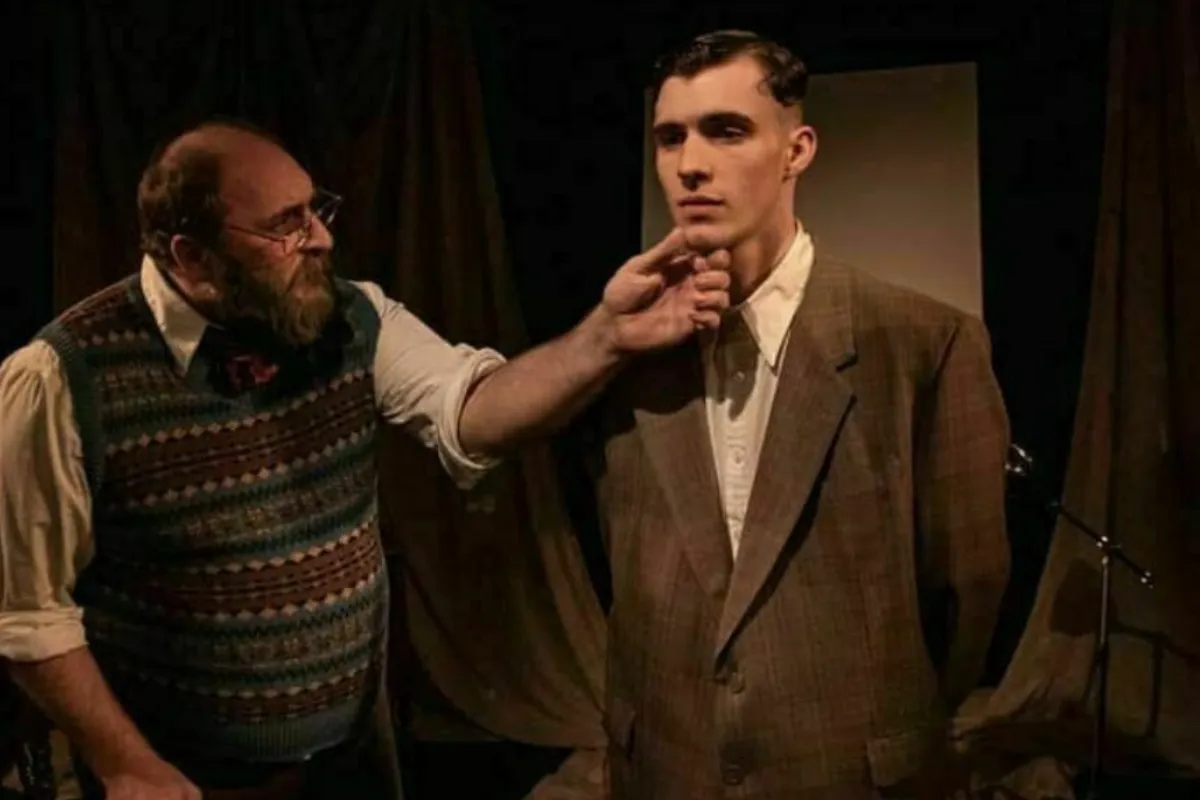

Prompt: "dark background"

[3,0,1112,795]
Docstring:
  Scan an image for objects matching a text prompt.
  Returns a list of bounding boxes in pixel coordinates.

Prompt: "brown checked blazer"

[593,259,1011,799]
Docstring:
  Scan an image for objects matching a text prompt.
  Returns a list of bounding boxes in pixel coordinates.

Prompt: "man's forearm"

[458,304,625,457]
[8,647,162,778]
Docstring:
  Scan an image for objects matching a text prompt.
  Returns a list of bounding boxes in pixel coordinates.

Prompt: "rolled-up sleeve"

[0,341,94,662]
[353,281,507,489]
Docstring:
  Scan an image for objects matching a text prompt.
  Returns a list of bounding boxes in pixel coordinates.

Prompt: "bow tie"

[224,352,280,392]
[200,329,281,394]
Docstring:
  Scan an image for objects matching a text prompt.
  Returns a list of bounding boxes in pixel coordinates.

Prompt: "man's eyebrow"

[652,110,756,134]
[700,111,754,126]
[262,196,311,227]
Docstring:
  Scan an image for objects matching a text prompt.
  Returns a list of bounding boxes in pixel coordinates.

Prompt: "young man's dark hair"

[649,29,809,111]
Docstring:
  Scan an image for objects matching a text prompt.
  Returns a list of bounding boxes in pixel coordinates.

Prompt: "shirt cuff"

[0,607,88,662]
[438,347,507,490]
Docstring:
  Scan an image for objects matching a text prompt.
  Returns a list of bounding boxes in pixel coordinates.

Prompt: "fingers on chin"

[694,290,730,312]
[651,228,689,261]
[692,250,731,271]
[694,272,731,291]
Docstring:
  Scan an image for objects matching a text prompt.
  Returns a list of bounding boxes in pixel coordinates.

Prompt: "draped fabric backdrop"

[47,0,607,793]
[955,0,1200,795]
[371,0,608,755]
[23,0,1200,798]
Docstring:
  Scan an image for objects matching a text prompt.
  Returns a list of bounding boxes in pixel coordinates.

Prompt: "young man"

[594,30,1011,798]
[0,120,730,799]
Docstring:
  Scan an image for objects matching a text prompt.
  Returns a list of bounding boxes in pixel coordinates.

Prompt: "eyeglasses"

[224,188,343,253]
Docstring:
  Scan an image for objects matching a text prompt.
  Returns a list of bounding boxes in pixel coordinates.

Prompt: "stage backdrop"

[642,62,983,318]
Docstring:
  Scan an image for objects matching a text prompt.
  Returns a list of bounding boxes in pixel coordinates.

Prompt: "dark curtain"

[45,0,607,793]
[371,0,607,750]
[955,0,1200,795]
[52,0,409,296]
[19,0,1185,797]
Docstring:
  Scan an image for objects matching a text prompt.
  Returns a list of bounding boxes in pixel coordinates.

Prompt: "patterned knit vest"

[37,275,387,763]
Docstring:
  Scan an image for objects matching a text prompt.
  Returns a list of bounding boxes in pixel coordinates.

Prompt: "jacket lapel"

[632,342,733,597]
[715,260,857,659]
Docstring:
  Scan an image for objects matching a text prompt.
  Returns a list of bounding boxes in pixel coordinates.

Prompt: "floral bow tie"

[224,352,280,392]
[201,329,281,394]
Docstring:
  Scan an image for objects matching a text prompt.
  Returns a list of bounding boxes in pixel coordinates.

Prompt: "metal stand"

[1005,444,1154,800]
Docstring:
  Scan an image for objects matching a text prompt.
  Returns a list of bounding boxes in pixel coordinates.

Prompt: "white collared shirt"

[0,258,506,661]
[702,223,815,558]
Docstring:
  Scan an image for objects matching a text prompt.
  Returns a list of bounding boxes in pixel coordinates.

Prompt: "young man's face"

[653,55,814,253]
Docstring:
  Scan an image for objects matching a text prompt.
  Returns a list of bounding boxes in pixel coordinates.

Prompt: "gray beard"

[205,251,336,348]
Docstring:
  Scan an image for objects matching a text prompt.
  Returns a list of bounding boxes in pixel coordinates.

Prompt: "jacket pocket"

[865,727,935,789]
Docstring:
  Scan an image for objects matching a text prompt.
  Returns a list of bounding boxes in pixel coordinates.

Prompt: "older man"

[0,119,730,799]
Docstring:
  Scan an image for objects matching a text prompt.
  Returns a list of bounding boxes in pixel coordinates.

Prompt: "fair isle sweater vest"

[37,275,387,763]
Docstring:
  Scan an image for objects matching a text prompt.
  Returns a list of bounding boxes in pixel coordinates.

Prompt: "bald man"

[0,119,730,800]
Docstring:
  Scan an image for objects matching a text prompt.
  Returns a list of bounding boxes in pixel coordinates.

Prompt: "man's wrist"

[87,741,162,780]
[76,718,164,782]
[578,304,628,370]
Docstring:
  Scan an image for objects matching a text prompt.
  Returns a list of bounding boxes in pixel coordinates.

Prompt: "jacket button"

[721,761,746,786]
[716,663,746,694]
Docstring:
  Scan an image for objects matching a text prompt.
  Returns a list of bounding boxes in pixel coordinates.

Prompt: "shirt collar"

[140,256,211,373]
[733,220,815,370]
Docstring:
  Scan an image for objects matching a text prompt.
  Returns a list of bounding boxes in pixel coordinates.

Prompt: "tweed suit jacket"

[594,259,1011,799]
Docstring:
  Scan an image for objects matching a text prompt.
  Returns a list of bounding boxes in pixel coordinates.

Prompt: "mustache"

[290,253,333,289]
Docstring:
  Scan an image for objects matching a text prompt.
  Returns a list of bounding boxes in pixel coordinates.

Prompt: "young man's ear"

[784,123,817,180]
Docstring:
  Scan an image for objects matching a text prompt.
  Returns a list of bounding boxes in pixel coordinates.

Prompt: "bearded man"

[0,119,730,800]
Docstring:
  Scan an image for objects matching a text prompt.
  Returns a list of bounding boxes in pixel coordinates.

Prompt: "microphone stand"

[1004,444,1154,800]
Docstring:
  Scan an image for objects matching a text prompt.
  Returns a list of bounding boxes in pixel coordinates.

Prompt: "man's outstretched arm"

[459,228,730,456]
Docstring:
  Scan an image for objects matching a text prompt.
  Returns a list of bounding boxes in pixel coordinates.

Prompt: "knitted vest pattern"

[38,276,387,762]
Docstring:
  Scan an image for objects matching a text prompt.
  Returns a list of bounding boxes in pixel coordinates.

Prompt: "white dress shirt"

[702,223,815,558]
[0,257,506,661]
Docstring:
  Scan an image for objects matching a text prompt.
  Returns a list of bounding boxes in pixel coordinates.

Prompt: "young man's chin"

[680,221,735,255]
